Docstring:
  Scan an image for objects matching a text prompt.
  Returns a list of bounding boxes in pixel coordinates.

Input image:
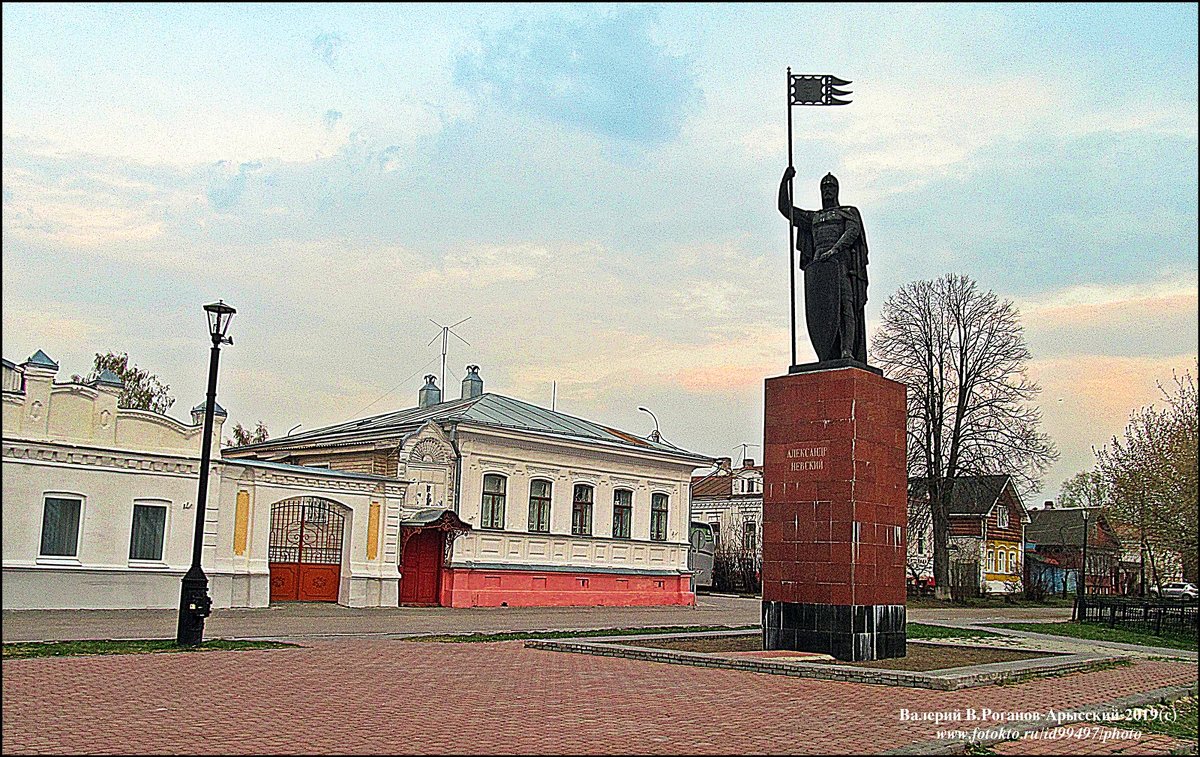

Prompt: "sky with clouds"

[3,3,1197,506]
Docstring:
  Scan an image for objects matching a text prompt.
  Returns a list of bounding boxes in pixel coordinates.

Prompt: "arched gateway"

[269,497,347,602]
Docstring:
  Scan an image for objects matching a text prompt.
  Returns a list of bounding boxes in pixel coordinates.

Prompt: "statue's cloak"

[795,205,869,361]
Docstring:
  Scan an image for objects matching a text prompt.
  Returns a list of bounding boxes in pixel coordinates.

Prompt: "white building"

[4,354,710,609]
[690,457,764,553]
[226,368,712,607]
[3,351,408,610]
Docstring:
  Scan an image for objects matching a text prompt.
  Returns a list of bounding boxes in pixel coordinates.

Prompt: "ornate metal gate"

[269,497,346,602]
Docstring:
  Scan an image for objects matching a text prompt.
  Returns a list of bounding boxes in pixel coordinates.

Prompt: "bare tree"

[711,519,762,595]
[906,496,933,591]
[872,274,1057,600]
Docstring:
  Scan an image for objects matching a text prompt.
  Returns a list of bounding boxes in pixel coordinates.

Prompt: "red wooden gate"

[269,498,345,603]
[400,529,444,605]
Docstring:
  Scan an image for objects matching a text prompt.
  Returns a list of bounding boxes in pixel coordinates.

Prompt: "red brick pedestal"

[761,361,908,661]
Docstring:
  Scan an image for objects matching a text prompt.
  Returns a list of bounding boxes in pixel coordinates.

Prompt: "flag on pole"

[789,74,852,106]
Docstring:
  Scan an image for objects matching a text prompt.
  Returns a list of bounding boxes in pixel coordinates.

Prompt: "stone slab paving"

[0,597,1070,643]
[2,638,1194,755]
[0,594,763,642]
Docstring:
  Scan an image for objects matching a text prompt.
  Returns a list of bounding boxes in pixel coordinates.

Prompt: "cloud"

[322,110,343,129]
[205,160,261,210]
[454,9,700,145]
[2,157,175,247]
[1,303,109,351]
[312,32,342,68]
[1020,280,1198,324]
[1018,279,1198,359]
[1031,352,1197,503]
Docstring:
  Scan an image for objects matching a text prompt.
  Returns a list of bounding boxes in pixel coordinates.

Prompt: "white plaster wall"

[2,446,408,610]
[210,464,406,609]
[451,428,696,574]
[2,446,203,610]
[692,497,764,532]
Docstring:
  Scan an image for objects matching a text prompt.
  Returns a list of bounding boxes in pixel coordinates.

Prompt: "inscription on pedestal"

[787,444,828,472]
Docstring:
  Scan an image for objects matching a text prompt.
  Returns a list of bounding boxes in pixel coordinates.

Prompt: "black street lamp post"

[1076,508,1090,621]
[176,300,235,646]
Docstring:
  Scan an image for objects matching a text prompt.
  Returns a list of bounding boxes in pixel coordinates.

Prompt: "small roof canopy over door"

[400,508,472,532]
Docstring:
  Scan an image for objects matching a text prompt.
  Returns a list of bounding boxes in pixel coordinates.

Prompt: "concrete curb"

[526,632,1132,691]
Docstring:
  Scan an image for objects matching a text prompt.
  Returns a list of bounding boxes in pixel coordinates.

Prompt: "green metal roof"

[94,369,124,387]
[25,350,58,369]
[230,392,709,462]
[191,400,228,417]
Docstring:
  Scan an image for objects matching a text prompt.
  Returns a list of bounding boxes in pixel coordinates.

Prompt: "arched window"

[572,484,593,536]
[481,474,506,530]
[987,549,995,573]
[528,479,552,533]
[1010,550,1019,574]
[612,489,633,539]
[650,493,669,541]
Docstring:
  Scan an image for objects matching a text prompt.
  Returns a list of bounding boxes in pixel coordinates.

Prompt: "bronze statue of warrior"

[778,167,869,364]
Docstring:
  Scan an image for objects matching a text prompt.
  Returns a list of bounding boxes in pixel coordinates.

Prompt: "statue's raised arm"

[784,172,870,364]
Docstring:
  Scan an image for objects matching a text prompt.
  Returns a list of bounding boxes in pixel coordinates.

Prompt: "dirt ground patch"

[626,634,763,653]
[813,642,1051,671]
[622,633,1054,670]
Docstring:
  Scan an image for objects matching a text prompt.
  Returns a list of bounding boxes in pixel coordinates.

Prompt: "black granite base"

[762,601,906,661]
[787,358,884,376]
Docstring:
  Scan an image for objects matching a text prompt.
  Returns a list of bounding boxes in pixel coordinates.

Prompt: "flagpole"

[786,67,797,368]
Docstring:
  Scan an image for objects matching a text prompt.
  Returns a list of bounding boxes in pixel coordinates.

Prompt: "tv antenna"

[732,442,760,467]
[427,317,472,392]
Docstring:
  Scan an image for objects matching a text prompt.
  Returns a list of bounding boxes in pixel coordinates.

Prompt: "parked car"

[1149,582,1198,600]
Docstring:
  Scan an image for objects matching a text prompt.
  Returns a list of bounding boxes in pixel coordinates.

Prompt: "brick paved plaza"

[3,637,1195,755]
[0,595,1074,643]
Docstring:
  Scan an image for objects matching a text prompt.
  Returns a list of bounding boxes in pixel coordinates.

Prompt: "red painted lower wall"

[439,568,694,608]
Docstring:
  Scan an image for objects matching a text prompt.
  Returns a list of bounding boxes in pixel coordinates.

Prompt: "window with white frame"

[481,474,507,530]
[1010,550,1019,574]
[572,484,593,536]
[612,489,633,539]
[129,501,168,561]
[650,493,669,541]
[40,495,83,557]
[987,549,995,572]
[997,505,1009,529]
[528,479,552,533]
